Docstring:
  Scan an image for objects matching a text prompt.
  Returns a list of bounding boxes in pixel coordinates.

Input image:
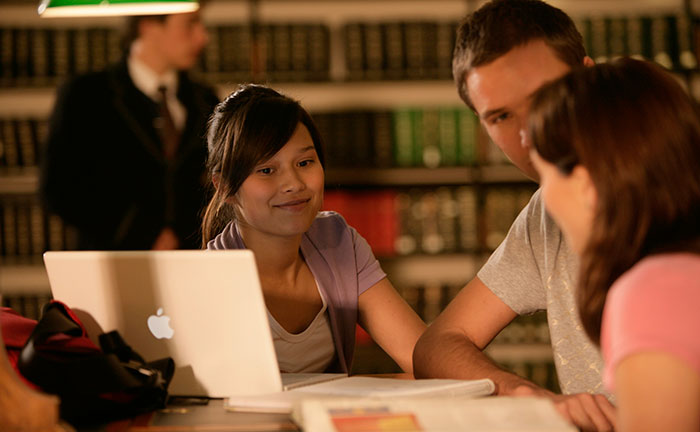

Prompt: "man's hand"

[510,384,616,432]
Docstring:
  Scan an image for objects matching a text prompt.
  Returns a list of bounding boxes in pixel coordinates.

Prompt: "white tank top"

[267,285,336,373]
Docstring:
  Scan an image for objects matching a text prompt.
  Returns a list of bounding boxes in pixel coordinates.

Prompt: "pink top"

[601,253,700,391]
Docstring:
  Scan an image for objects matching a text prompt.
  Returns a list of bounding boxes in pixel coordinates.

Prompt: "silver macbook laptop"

[43,250,285,398]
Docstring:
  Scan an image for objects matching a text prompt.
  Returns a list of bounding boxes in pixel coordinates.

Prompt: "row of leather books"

[0,185,532,264]
[313,106,484,170]
[323,184,536,258]
[344,13,699,82]
[0,118,47,169]
[343,21,459,81]
[0,107,484,170]
[0,195,79,265]
[1,293,53,321]
[577,14,697,70]
[0,23,330,87]
[3,12,694,88]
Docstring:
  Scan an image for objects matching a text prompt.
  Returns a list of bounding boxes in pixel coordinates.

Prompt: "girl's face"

[530,149,596,255]
[233,123,324,239]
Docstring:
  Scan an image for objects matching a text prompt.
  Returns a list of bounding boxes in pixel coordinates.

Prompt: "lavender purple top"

[207,211,387,373]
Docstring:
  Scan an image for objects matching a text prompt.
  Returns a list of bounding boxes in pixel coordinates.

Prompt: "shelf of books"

[0,0,697,391]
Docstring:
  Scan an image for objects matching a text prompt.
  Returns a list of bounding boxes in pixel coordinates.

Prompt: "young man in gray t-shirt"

[413,1,616,431]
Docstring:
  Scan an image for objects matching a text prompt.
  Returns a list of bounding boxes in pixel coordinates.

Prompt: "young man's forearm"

[413,329,537,394]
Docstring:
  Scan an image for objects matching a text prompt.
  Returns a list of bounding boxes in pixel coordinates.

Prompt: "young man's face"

[151,11,209,70]
[465,40,572,181]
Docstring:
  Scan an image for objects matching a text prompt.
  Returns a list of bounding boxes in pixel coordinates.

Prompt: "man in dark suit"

[40,10,219,250]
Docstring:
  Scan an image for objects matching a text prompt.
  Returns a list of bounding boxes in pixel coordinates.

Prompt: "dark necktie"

[157,85,179,160]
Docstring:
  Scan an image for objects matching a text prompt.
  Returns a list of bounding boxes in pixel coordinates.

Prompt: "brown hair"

[201,84,325,247]
[121,1,208,55]
[528,58,700,344]
[453,0,586,109]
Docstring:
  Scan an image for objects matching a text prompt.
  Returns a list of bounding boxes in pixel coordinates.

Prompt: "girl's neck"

[236,223,304,281]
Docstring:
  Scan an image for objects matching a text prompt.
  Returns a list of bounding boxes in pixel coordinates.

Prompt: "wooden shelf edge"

[0,264,50,295]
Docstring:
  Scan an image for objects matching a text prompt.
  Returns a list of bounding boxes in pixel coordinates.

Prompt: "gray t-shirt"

[478,189,609,397]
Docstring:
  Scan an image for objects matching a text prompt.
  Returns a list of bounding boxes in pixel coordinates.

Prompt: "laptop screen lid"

[42,250,283,398]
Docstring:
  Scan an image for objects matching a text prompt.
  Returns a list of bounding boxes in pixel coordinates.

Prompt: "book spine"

[2,119,19,169]
[403,22,426,79]
[419,190,443,254]
[435,21,456,80]
[382,22,404,80]
[344,22,364,81]
[29,200,46,259]
[307,24,330,81]
[31,28,50,87]
[651,15,673,68]
[270,24,292,82]
[13,28,31,87]
[372,110,394,168]
[72,28,90,75]
[363,22,384,81]
[394,191,418,255]
[89,28,109,74]
[438,107,458,166]
[350,111,372,167]
[420,108,441,169]
[0,28,12,86]
[2,198,17,263]
[290,24,309,81]
[590,17,608,63]
[52,28,70,82]
[393,108,415,167]
[676,14,697,70]
[421,22,439,79]
[457,107,478,166]
[627,16,644,59]
[455,186,478,252]
[16,118,35,167]
[15,198,31,262]
[435,186,458,253]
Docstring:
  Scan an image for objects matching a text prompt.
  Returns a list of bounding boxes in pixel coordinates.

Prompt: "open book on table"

[224,376,496,414]
[294,396,576,432]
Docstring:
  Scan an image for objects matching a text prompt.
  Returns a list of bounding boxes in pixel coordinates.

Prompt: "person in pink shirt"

[526,57,700,431]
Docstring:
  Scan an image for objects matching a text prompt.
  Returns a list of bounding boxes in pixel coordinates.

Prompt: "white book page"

[291,376,495,397]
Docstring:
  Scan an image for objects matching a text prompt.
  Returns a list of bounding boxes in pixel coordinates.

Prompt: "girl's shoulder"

[610,253,700,306]
[308,211,350,235]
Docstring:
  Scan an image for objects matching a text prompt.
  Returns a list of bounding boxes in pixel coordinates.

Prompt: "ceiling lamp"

[38,0,199,18]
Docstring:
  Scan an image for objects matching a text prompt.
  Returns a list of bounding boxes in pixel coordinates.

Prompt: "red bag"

[1,301,174,427]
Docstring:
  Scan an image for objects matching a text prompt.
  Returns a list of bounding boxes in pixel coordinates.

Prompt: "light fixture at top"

[38,0,199,18]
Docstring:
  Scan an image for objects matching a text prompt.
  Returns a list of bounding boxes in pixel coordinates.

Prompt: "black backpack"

[16,301,175,427]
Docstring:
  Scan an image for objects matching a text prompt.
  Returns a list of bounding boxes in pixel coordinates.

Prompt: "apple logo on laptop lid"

[147,308,175,339]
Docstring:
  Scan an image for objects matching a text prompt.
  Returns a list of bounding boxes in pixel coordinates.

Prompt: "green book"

[438,107,458,166]
[457,107,477,166]
[393,108,415,167]
[411,108,424,167]
[421,108,441,168]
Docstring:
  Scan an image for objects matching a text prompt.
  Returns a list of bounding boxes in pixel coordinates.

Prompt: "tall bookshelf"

[0,0,697,389]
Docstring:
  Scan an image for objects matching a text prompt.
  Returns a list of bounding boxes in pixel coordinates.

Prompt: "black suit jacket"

[40,60,219,250]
